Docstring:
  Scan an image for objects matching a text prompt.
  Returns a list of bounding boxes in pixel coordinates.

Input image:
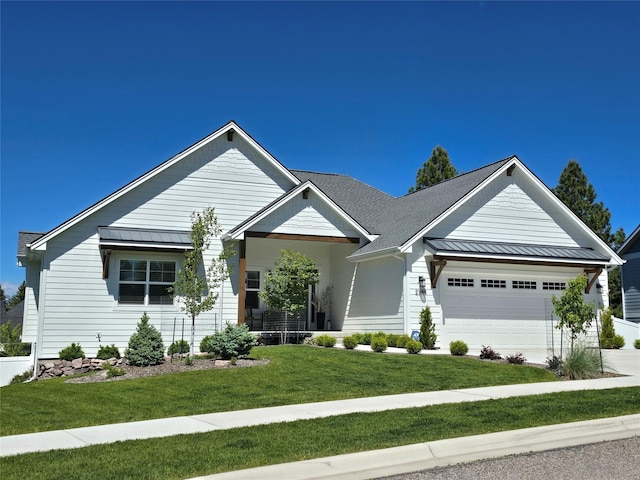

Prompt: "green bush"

[449,340,468,356]
[405,339,422,354]
[419,306,437,349]
[315,334,337,348]
[59,343,85,361]
[0,320,30,356]
[200,324,258,359]
[370,335,388,353]
[124,312,165,367]
[395,334,411,348]
[559,344,604,380]
[184,354,194,366]
[355,332,372,345]
[9,369,33,384]
[103,363,125,378]
[342,335,358,349]
[167,340,190,356]
[635,339,640,349]
[96,344,121,360]
[599,308,624,349]
[386,333,400,347]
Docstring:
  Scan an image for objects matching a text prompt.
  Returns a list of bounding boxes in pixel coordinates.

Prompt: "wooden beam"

[429,260,447,288]
[101,249,111,279]
[507,164,516,176]
[237,240,246,325]
[245,231,360,244]
[584,268,602,294]
[433,255,607,270]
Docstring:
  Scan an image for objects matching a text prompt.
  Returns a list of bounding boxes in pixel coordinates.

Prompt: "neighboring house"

[17,121,622,359]
[0,300,24,330]
[618,225,640,323]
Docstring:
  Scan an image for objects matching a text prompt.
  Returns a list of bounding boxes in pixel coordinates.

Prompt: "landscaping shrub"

[0,320,30,356]
[103,363,125,378]
[370,335,388,353]
[635,339,640,349]
[9,369,33,384]
[479,345,501,360]
[184,354,194,366]
[558,344,604,380]
[449,340,468,356]
[355,332,372,345]
[124,312,165,367]
[200,323,258,359]
[419,306,437,349]
[599,307,625,349]
[395,334,411,348]
[96,344,121,360]
[59,343,85,361]
[315,334,337,347]
[342,335,358,349]
[505,353,526,365]
[546,355,562,372]
[167,340,190,356]
[405,338,422,354]
[386,333,399,347]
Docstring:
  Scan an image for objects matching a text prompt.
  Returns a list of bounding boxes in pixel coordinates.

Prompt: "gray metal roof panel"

[98,227,191,247]
[424,238,609,262]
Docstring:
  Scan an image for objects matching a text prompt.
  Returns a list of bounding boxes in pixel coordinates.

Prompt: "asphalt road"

[378,437,640,480]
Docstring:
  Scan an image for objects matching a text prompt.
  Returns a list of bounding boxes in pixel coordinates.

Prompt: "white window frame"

[245,267,264,311]
[117,257,177,306]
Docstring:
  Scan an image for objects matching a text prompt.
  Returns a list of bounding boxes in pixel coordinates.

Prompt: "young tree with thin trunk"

[170,207,233,356]
[552,275,596,352]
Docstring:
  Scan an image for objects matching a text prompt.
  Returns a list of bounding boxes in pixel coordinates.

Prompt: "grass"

[1,345,557,436]
[1,387,638,480]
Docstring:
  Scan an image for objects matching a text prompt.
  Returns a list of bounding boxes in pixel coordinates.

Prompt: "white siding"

[342,256,404,334]
[20,260,41,343]
[252,191,361,238]
[429,169,586,247]
[34,134,296,358]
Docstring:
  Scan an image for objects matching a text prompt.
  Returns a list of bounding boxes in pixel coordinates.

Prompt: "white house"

[17,121,623,359]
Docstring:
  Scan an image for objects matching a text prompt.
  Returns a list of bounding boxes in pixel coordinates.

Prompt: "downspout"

[392,253,410,334]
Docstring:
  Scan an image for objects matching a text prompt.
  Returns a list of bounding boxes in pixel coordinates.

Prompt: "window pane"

[162,262,176,282]
[149,284,173,305]
[246,271,260,289]
[119,284,145,304]
[245,291,259,309]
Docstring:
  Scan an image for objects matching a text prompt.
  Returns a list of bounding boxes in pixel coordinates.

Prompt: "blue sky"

[1,1,639,296]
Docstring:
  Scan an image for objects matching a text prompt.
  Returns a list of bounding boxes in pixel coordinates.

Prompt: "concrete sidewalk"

[1,374,638,458]
[190,414,640,480]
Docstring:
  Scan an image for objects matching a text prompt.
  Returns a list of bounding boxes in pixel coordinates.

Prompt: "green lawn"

[1,345,557,436]
[1,387,638,480]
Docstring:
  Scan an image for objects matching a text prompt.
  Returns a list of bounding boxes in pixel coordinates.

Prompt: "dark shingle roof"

[351,158,512,257]
[290,171,395,232]
[17,232,46,258]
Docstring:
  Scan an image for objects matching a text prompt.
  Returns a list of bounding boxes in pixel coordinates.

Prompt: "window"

[513,280,537,289]
[543,281,566,291]
[447,278,474,287]
[119,259,175,305]
[481,279,506,288]
[245,270,261,309]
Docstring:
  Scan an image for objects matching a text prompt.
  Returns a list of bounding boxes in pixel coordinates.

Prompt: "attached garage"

[426,239,611,351]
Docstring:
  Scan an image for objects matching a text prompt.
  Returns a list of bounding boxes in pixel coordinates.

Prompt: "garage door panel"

[443,294,545,321]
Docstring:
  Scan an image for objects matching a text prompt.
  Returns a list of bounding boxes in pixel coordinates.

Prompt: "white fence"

[614,317,640,349]
[0,350,35,387]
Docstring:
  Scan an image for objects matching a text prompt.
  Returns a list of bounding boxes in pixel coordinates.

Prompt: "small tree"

[259,249,319,316]
[171,207,233,355]
[125,312,165,366]
[552,275,596,352]
[6,282,26,310]
[599,307,625,349]
[419,306,437,349]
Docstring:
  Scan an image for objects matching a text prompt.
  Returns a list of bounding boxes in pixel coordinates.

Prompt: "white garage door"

[440,270,570,350]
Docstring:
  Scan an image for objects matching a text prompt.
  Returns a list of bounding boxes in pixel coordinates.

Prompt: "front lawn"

[1,345,557,436]
[1,387,638,480]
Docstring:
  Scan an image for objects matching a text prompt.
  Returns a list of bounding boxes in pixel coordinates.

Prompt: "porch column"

[237,240,246,325]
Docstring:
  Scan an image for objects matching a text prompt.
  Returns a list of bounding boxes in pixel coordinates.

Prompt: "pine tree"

[409,146,458,193]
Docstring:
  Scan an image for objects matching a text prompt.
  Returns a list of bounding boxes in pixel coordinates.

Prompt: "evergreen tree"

[0,285,6,311]
[6,282,26,310]
[409,145,458,193]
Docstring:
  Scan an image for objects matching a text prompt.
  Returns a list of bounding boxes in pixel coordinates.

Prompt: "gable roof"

[224,180,375,241]
[290,170,394,232]
[27,121,299,253]
[618,224,640,256]
[17,231,46,259]
[349,158,512,259]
